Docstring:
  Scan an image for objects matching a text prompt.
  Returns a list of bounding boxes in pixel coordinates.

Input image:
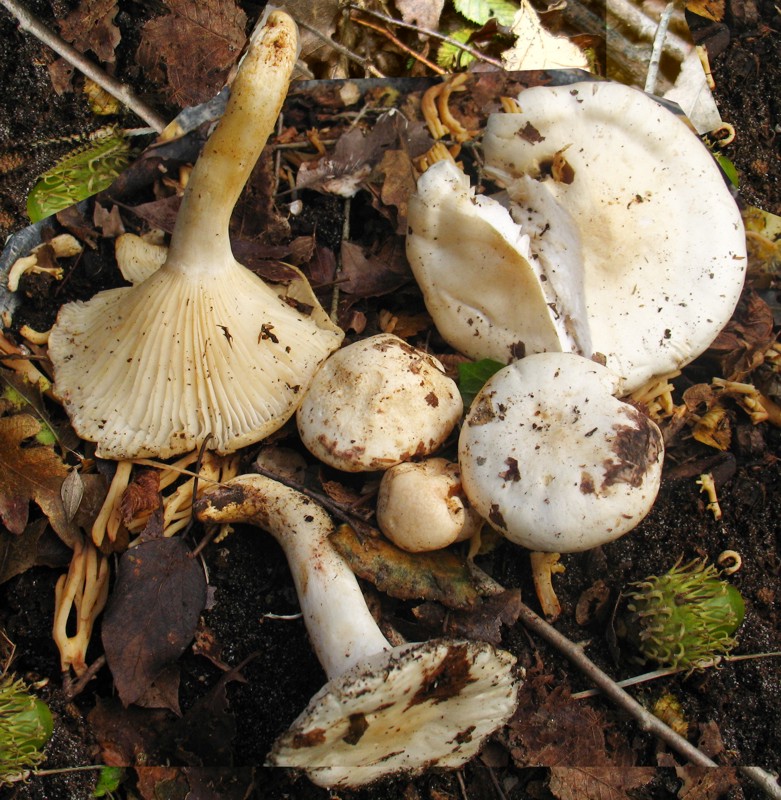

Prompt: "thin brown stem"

[0,0,166,131]
[350,15,446,75]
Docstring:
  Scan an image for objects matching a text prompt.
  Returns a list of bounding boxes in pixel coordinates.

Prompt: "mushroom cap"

[267,638,520,788]
[296,333,463,472]
[484,80,747,392]
[406,158,590,363]
[459,352,664,552]
[376,458,482,552]
[48,260,343,459]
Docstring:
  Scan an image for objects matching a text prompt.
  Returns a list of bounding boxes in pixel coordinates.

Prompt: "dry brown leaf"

[0,414,80,548]
[137,0,247,107]
[120,470,161,524]
[58,0,121,64]
[686,0,725,21]
[395,0,446,30]
[675,764,739,800]
[548,767,656,800]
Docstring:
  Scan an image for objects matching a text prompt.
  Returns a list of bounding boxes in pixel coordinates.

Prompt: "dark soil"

[1,2,779,800]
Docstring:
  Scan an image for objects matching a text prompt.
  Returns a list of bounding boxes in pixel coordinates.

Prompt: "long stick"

[516,601,781,799]
[0,0,166,132]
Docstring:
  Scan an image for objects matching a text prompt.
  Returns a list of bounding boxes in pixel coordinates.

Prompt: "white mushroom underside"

[48,260,343,459]
[268,639,519,788]
[485,81,747,392]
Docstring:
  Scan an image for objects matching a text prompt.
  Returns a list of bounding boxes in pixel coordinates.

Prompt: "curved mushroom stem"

[165,10,298,270]
[194,473,390,679]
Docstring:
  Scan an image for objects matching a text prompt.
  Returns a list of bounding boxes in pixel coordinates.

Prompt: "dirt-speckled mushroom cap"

[267,638,520,788]
[484,80,747,392]
[377,458,482,552]
[459,352,664,552]
[296,333,463,472]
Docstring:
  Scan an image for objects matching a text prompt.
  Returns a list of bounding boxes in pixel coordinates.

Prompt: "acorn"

[0,674,53,785]
[620,558,745,670]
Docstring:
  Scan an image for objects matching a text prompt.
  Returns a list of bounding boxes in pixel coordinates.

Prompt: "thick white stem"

[196,474,390,679]
[165,11,298,271]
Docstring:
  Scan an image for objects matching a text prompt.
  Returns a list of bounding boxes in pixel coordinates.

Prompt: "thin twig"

[296,18,385,78]
[0,0,167,132]
[348,4,505,70]
[644,1,675,94]
[517,601,781,799]
[350,15,446,75]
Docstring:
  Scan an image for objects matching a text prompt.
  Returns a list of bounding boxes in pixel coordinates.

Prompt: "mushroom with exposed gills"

[195,473,521,789]
[47,11,344,460]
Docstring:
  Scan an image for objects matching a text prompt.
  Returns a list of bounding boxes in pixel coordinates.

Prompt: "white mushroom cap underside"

[48,260,344,459]
[296,333,463,471]
[484,80,747,392]
[268,639,520,788]
[459,352,664,552]
[406,159,590,362]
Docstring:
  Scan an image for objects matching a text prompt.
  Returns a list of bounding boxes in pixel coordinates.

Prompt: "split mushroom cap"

[195,473,520,789]
[483,80,747,392]
[377,458,482,552]
[406,81,747,393]
[47,11,344,459]
[459,352,664,552]
[406,158,590,363]
[296,333,463,472]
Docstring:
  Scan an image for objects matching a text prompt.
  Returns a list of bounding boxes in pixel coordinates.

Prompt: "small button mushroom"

[459,352,664,553]
[376,458,482,552]
[297,333,463,472]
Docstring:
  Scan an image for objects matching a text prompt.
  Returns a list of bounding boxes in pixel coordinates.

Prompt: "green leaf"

[714,154,739,188]
[458,358,505,407]
[437,27,479,69]
[453,0,520,26]
[27,128,131,223]
[93,766,124,797]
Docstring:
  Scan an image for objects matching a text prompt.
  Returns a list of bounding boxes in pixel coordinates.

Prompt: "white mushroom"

[195,473,520,789]
[459,352,664,552]
[406,80,747,393]
[47,11,344,459]
[296,333,463,472]
[376,458,482,552]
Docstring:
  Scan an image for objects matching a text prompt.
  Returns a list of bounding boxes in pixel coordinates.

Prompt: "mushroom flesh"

[47,11,344,459]
[195,473,520,788]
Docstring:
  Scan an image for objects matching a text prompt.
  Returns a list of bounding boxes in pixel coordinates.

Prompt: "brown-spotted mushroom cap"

[194,473,520,789]
[483,80,747,392]
[377,458,482,552]
[459,352,664,553]
[47,11,344,459]
[296,333,463,472]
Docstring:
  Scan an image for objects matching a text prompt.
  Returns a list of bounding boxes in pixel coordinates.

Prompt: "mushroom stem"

[195,473,390,678]
[166,11,298,269]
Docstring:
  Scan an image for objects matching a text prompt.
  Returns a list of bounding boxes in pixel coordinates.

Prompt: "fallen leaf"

[134,767,187,800]
[137,0,247,107]
[548,767,656,800]
[102,537,207,706]
[396,0,446,30]
[120,470,161,524]
[58,0,121,64]
[674,764,739,800]
[340,238,411,298]
[330,524,480,609]
[0,414,80,548]
[88,697,172,765]
[501,0,589,71]
[134,662,182,716]
[686,0,725,21]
